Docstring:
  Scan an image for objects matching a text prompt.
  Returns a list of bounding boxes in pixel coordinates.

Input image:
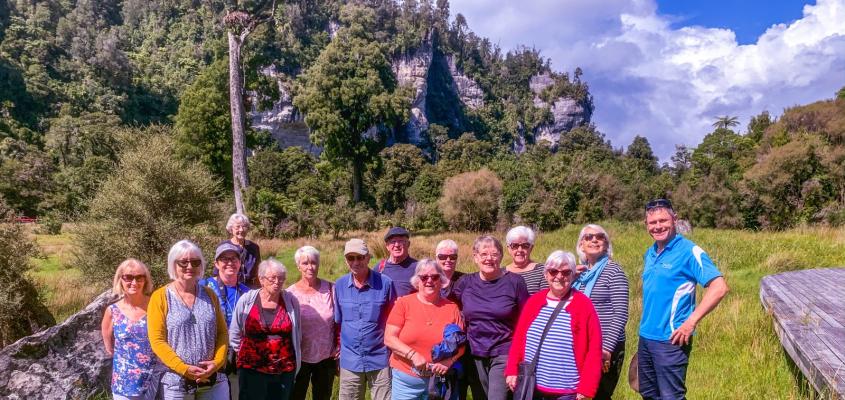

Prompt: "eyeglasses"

[262,276,284,283]
[583,233,606,242]
[437,254,458,261]
[345,254,367,262]
[546,269,573,278]
[386,238,408,246]
[418,274,441,282]
[176,259,202,269]
[645,199,673,211]
[217,256,240,264]
[508,242,531,250]
[120,274,146,283]
[476,252,501,260]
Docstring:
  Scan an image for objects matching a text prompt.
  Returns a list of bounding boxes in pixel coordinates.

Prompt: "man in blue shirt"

[335,238,396,400]
[379,226,418,296]
[638,199,729,400]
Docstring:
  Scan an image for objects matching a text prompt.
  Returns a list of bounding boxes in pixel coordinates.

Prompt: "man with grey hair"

[334,239,396,400]
[638,199,728,399]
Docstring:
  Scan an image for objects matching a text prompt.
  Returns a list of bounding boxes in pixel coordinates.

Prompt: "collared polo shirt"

[334,269,396,372]
[640,234,722,341]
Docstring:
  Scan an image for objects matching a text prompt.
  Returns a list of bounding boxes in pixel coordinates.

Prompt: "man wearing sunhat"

[379,226,418,296]
[334,238,396,400]
[638,199,729,399]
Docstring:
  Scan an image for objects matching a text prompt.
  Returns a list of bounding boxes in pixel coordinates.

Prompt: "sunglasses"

[437,254,458,261]
[176,259,202,269]
[546,269,573,278]
[120,274,146,283]
[418,274,441,282]
[583,233,607,241]
[645,198,673,211]
[508,242,531,250]
[345,254,367,262]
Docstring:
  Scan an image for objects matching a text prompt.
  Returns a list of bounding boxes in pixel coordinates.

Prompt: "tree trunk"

[228,31,249,214]
[352,158,363,203]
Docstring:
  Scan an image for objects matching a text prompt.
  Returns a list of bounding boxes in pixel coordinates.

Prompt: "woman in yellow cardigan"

[147,240,229,399]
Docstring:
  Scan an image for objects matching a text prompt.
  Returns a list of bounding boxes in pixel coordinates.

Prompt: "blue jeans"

[637,337,692,400]
[391,369,428,400]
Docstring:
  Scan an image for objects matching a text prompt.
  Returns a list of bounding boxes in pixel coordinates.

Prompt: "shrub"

[74,133,222,285]
[0,201,55,346]
[438,168,503,231]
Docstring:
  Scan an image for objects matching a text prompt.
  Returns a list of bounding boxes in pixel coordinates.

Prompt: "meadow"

[29,223,844,399]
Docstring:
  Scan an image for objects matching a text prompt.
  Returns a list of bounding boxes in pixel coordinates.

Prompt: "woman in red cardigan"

[505,250,603,400]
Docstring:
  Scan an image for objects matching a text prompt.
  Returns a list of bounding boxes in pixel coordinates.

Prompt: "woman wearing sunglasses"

[102,258,160,400]
[505,251,602,400]
[434,239,463,302]
[148,240,230,399]
[504,226,548,295]
[384,259,464,399]
[574,224,629,399]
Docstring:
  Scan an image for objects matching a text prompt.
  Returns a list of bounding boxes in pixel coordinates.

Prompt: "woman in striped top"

[504,226,548,295]
[505,251,602,400]
[573,224,629,399]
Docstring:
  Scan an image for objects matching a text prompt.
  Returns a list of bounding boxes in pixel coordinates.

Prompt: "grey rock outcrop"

[392,43,434,145]
[0,291,117,400]
[525,73,592,150]
[249,66,317,153]
[447,56,484,110]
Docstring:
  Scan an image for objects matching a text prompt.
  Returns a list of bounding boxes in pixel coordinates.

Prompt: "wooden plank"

[760,268,845,399]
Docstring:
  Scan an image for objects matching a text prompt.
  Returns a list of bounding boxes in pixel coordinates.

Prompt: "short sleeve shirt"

[334,270,396,372]
[386,294,462,376]
[381,256,418,296]
[640,234,722,341]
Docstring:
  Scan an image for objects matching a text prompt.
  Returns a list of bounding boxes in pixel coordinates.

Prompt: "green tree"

[712,115,740,130]
[294,3,410,202]
[626,135,658,173]
[370,143,428,212]
[746,111,772,143]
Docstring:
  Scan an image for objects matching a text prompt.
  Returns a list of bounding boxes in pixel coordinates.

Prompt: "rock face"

[526,73,593,150]
[249,66,317,153]
[0,291,117,400]
[392,42,434,145]
[447,56,484,110]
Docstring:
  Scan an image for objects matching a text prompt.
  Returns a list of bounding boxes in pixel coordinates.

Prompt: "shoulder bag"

[513,297,567,400]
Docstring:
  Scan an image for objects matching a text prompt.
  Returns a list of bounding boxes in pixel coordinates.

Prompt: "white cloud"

[449,0,845,159]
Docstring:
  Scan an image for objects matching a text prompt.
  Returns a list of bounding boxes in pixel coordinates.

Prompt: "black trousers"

[290,357,337,400]
[594,342,626,400]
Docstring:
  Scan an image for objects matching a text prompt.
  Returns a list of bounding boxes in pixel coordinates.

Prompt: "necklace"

[172,282,197,324]
[416,293,440,326]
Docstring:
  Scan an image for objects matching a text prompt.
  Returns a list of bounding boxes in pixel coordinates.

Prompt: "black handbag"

[513,298,567,400]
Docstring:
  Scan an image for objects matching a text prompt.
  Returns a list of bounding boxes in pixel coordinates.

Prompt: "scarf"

[573,255,608,297]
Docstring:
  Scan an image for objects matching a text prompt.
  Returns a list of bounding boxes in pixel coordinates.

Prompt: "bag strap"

[530,295,568,364]
[378,259,387,272]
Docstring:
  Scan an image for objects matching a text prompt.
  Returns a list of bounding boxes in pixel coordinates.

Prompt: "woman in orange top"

[385,258,464,399]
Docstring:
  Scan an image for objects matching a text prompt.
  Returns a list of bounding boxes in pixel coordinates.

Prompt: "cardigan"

[147,284,228,378]
[504,289,603,398]
[229,289,303,374]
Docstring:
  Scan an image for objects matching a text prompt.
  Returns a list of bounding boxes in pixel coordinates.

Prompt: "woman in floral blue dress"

[101,259,160,399]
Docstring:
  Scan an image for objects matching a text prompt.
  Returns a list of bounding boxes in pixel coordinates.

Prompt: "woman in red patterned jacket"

[505,250,603,400]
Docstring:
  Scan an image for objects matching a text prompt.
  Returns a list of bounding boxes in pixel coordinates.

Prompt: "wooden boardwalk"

[760,268,845,399]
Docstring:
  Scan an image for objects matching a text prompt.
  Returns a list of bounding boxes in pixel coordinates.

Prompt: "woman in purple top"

[453,235,529,400]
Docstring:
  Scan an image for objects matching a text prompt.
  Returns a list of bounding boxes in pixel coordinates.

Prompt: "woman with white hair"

[573,224,629,399]
[101,258,160,399]
[505,251,602,400]
[221,213,261,288]
[434,239,463,301]
[286,246,337,400]
[148,240,229,399]
[384,258,464,399]
[504,226,547,295]
[230,258,302,400]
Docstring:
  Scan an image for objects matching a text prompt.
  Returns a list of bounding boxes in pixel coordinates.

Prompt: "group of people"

[101,199,728,400]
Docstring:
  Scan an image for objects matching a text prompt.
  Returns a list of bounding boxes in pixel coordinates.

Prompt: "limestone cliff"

[525,72,593,151]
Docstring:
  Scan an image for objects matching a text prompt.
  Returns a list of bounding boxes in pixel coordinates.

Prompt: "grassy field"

[29,223,844,398]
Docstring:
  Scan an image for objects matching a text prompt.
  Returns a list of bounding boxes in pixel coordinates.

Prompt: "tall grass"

[30,224,844,398]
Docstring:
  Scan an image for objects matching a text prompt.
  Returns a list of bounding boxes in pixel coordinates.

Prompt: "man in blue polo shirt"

[335,238,396,400]
[638,199,729,400]
[379,226,418,296]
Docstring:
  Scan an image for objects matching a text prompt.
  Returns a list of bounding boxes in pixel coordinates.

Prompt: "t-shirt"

[452,271,529,357]
[512,264,548,295]
[386,294,462,376]
[286,280,336,363]
[381,256,418,297]
[640,234,722,341]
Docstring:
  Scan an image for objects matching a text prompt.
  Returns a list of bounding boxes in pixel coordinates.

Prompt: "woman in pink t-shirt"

[385,258,465,399]
[286,246,338,400]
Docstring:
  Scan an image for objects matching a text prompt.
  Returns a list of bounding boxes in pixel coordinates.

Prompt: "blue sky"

[448,0,845,160]
[657,0,809,45]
